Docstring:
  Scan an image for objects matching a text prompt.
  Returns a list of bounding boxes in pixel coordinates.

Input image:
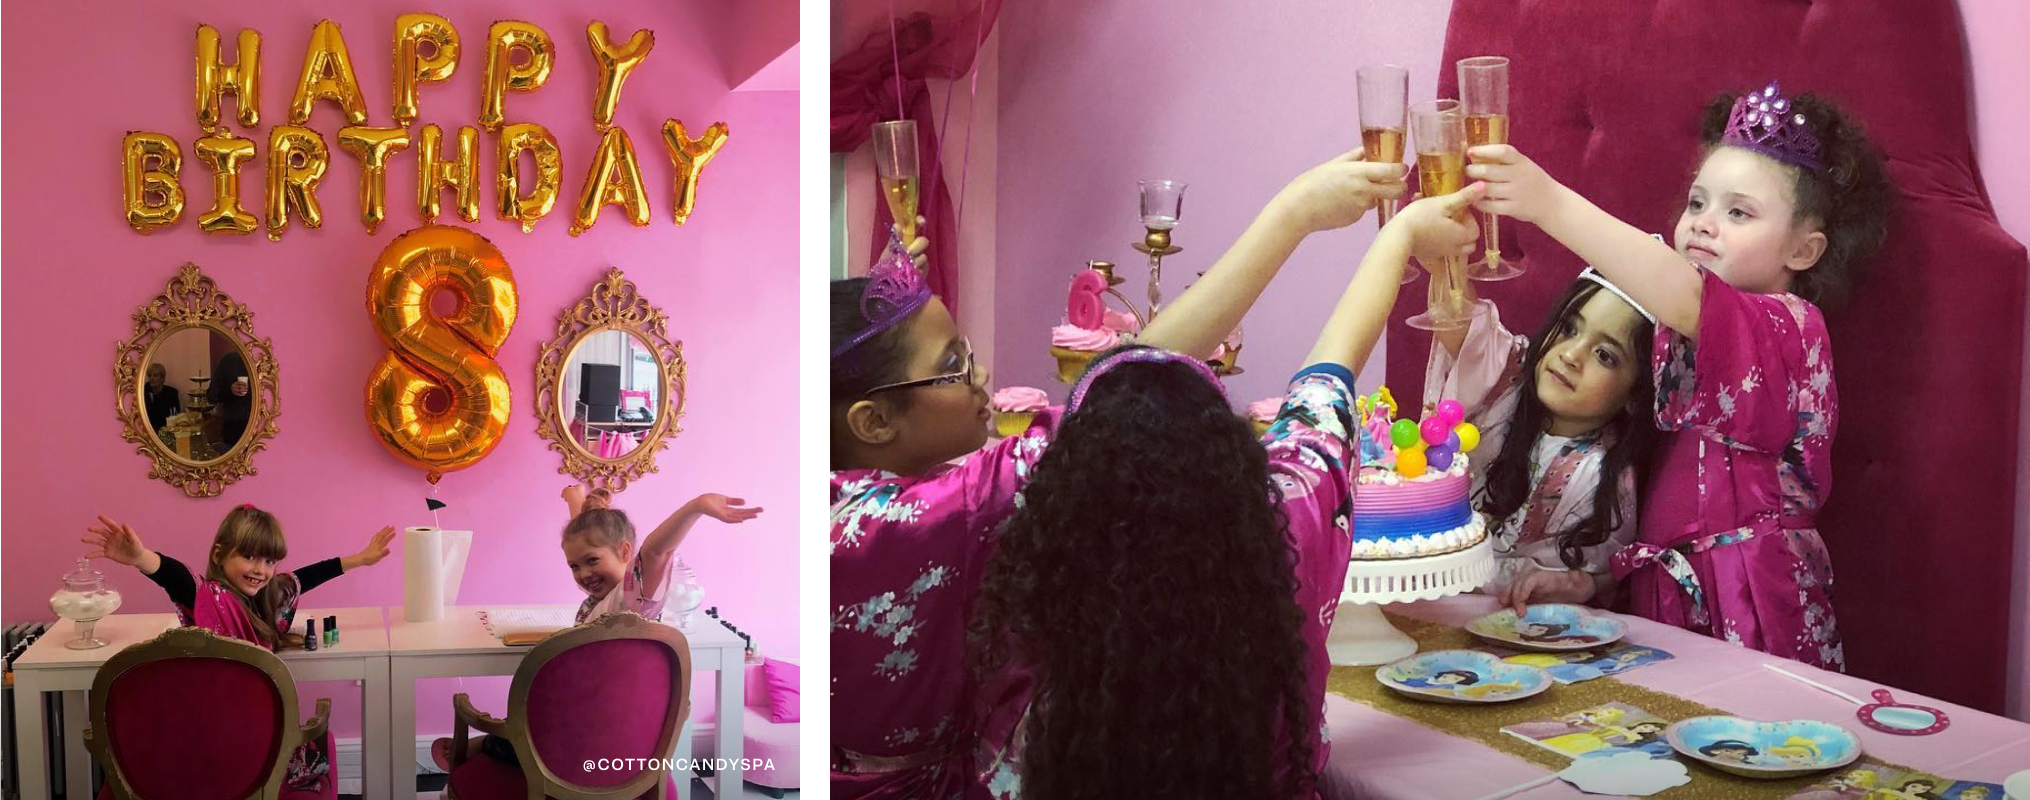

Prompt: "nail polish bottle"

[325,616,338,647]
[304,619,319,651]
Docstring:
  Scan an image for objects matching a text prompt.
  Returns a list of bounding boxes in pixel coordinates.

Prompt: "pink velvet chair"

[1386,0,2027,710]
[688,659,800,796]
[83,627,333,800]
[444,612,691,800]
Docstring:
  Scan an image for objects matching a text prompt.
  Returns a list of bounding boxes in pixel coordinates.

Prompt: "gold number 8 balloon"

[365,225,517,483]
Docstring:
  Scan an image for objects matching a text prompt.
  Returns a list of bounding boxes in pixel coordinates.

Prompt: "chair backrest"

[496,612,692,800]
[1387,0,2027,711]
[87,627,302,800]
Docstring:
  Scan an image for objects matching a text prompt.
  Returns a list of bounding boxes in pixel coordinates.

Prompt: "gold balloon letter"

[365,225,518,483]
[266,126,328,241]
[479,21,554,131]
[392,13,459,126]
[571,126,650,236]
[195,26,261,130]
[417,124,481,224]
[122,132,185,234]
[338,127,411,234]
[661,120,728,226]
[496,123,561,233]
[290,19,369,126]
[194,129,258,235]
[586,22,653,131]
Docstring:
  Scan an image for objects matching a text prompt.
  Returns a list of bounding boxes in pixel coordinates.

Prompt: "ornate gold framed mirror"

[534,268,687,492]
[115,264,280,497]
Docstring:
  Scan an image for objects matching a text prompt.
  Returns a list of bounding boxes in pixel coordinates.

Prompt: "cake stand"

[1327,535,1494,666]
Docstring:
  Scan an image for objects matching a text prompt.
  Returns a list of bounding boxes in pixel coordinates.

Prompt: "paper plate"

[1467,604,1627,652]
[1375,649,1552,704]
[1664,716,1861,779]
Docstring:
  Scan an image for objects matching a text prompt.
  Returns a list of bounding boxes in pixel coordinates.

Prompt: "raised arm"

[1139,150,1406,358]
[1306,186,1484,371]
[1468,144,1704,337]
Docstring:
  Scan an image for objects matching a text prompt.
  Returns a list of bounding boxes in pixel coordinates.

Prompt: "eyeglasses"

[864,339,976,395]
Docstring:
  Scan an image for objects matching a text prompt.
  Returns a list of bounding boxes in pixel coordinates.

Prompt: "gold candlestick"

[1131,228,1182,321]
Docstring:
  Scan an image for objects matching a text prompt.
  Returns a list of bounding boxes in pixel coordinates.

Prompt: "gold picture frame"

[114,264,280,497]
[534,268,688,492]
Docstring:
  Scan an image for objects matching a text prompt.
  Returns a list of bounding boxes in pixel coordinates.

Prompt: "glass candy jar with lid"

[668,555,704,632]
[49,558,122,649]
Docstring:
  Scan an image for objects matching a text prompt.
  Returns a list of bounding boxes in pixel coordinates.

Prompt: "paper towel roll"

[404,527,444,622]
[437,530,472,608]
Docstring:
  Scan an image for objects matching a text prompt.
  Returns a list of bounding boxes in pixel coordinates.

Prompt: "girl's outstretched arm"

[641,494,763,559]
[1308,186,1484,370]
[1140,150,1407,358]
[1468,144,1704,337]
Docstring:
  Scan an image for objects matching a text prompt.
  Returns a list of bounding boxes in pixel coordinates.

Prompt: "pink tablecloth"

[1324,595,2030,800]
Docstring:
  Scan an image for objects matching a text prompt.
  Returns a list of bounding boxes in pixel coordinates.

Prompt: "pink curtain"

[831,1,1003,320]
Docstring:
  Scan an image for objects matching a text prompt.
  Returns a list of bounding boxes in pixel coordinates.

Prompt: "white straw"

[1466,774,1559,800]
[1761,663,1865,706]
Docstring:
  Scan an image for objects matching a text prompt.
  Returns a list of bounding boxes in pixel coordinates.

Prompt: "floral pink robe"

[1611,269,1843,670]
[970,369,1360,799]
[1424,302,1639,592]
[830,409,1061,800]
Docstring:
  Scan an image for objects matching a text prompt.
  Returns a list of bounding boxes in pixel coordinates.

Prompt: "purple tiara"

[832,238,932,360]
[1723,81,1822,172]
[1068,347,1227,412]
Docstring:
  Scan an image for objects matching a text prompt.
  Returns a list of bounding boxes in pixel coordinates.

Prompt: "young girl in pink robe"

[84,506,396,795]
[1424,271,1657,612]
[1465,81,1893,669]
[829,150,1426,799]
[968,189,1484,800]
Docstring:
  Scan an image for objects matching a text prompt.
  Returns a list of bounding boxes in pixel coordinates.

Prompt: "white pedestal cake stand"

[1327,536,1494,666]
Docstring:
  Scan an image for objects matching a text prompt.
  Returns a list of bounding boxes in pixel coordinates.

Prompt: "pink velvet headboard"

[1385,0,2028,711]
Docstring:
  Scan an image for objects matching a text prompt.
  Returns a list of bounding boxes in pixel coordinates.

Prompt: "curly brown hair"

[971,349,1319,800]
[1697,89,1895,306]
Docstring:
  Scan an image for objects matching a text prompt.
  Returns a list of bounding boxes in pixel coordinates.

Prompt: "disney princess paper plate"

[1467,604,1627,652]
[1664,716,1861,779]
[1375,649,1552,704]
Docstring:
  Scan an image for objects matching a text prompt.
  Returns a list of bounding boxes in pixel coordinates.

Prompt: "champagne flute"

[872,120,920,243]
[1459,56,1522,281]
[1405,99,1478,332]
[1358,64,1417,285]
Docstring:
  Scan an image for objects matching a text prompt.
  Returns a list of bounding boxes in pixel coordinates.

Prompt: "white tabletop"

[385,604,744,656]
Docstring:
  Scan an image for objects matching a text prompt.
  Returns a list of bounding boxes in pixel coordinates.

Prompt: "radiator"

[4,622,53,800]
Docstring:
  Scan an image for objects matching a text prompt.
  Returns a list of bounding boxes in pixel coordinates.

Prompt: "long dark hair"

[1476,280,1656,570]
[971,347,1318,800]
[830,278,917,467]
[1697,90,1893,306]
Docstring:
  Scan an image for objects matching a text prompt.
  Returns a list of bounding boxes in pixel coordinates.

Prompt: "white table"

[10,607,392,800]
[384,605,749,800]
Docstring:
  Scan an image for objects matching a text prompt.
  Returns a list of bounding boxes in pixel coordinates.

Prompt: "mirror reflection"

[143,328,252,462]
[560,330,661,459]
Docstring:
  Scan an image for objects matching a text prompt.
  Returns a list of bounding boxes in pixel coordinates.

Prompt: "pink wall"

[0,0,799,744]
[993,0,1453,404]
[991,0,2030,718]
[1962,0,2030,721]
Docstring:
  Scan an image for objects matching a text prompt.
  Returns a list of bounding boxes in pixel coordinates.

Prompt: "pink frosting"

[1246,396,1284,422]
[1102,309,1141,333]
[1209,343,1228,363]
[1051,324,1120,351]
[992,386,1049,412]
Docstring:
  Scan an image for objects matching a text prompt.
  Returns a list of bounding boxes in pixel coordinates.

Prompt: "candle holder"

[1134,179,1186,319]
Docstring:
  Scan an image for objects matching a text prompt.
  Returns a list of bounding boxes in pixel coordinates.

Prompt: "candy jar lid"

[62,558,105,593]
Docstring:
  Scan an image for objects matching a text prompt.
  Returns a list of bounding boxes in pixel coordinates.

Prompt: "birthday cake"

[1348,390,1486,560]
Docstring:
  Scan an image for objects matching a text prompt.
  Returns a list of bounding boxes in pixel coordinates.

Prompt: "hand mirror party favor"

[1763,664,1949,737]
